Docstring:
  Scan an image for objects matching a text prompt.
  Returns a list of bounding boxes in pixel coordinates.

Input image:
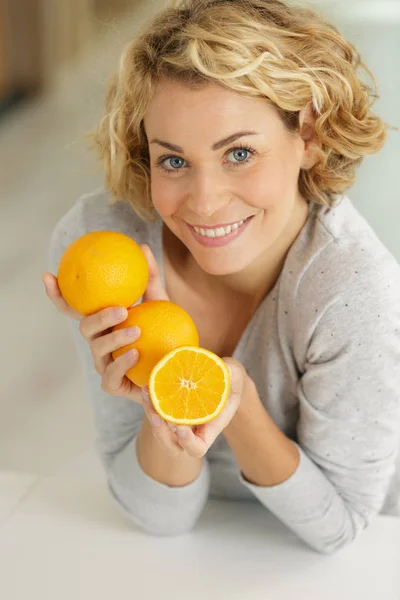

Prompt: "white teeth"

[193,218,247,238]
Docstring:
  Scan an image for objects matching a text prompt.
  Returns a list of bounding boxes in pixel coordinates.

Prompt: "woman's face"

[144,80,312,276]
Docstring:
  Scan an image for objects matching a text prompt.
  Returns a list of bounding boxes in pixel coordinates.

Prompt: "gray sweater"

[49,189,400,554]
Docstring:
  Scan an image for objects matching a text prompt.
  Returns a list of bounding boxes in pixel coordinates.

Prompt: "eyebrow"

[149,130,259,153]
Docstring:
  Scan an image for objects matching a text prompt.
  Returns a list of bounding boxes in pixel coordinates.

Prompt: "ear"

[298,102,321,170]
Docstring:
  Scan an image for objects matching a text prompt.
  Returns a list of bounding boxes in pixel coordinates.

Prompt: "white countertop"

[0,471,399,600]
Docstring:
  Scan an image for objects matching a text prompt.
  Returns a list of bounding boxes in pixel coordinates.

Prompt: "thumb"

[222,357,247,401]
[196,357,247,447]
[140,244,169,302]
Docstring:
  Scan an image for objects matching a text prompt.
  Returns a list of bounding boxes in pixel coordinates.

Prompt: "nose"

[186,170,230,217]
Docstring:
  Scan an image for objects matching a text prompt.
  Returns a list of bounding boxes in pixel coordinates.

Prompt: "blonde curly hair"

[92,0,389,221]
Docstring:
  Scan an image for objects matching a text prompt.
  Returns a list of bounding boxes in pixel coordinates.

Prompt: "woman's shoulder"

[282,194,400,331]
[48,188,151,273]
[288,194,400,297]
[280,196,400,369]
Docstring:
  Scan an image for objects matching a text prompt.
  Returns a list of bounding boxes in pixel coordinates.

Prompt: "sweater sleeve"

[48,195,210,535]
[240,237,400,554]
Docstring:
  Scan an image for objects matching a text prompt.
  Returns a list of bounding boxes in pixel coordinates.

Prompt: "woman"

[43,0,400,554]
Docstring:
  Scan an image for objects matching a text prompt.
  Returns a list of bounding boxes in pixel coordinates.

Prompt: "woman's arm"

[222,376,359,556]
[65,305,210,537]
[49,201,210,536]
[223,245,400,555]
[223,359,400,555]
[224,378,300,487]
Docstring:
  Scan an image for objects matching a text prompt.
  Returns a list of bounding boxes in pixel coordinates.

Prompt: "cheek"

[260,148,301,207]
[150,175,182,218]
[245,159,297,211]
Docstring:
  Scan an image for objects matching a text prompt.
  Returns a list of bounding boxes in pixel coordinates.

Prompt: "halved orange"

[148,346,231,425]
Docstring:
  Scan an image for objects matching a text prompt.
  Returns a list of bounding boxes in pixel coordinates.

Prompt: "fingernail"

[126,326,140,337]
[126,349,138,361]
[177,427,188,437]
[152,414,162,427]
[141,387,149,403]
[114,307,127,321]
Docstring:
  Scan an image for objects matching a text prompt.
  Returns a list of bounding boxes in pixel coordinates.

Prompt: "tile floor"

[0,1,399,482]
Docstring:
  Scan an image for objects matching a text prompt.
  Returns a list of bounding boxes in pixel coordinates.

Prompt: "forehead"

[143,79,279,133]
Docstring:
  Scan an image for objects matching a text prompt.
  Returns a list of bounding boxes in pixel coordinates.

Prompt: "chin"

[194,251,251,277]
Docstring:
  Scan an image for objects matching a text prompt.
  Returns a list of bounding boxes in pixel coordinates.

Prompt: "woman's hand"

[142,357,247,458]
[42,244,167,405]
[43,243,247,455]
[42,271,144,403]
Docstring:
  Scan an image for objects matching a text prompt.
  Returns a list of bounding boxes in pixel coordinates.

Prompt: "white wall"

[308,0,400,259]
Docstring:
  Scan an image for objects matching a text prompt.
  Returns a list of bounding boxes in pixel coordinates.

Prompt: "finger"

[141,390,183,456]
[42,272,81,321]
[102,349,142,403]
[91,326,141,375]
[175,426,208,458]
[140,244,169,302]
[198,359,245,442]
[151,419,183,456]
[176,400,236,458]
[79,306,128,342]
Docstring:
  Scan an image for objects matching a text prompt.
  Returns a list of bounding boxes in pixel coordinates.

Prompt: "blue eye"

[227,148,250,163]
[163,156,187,170]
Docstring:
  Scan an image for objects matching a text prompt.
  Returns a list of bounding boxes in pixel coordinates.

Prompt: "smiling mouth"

[187,217,251,239]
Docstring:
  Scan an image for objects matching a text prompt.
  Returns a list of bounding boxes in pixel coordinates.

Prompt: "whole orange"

[112,300,199,388]
[57,231,149,316]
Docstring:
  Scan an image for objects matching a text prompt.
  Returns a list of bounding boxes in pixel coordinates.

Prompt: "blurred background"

[1,0,399,482]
